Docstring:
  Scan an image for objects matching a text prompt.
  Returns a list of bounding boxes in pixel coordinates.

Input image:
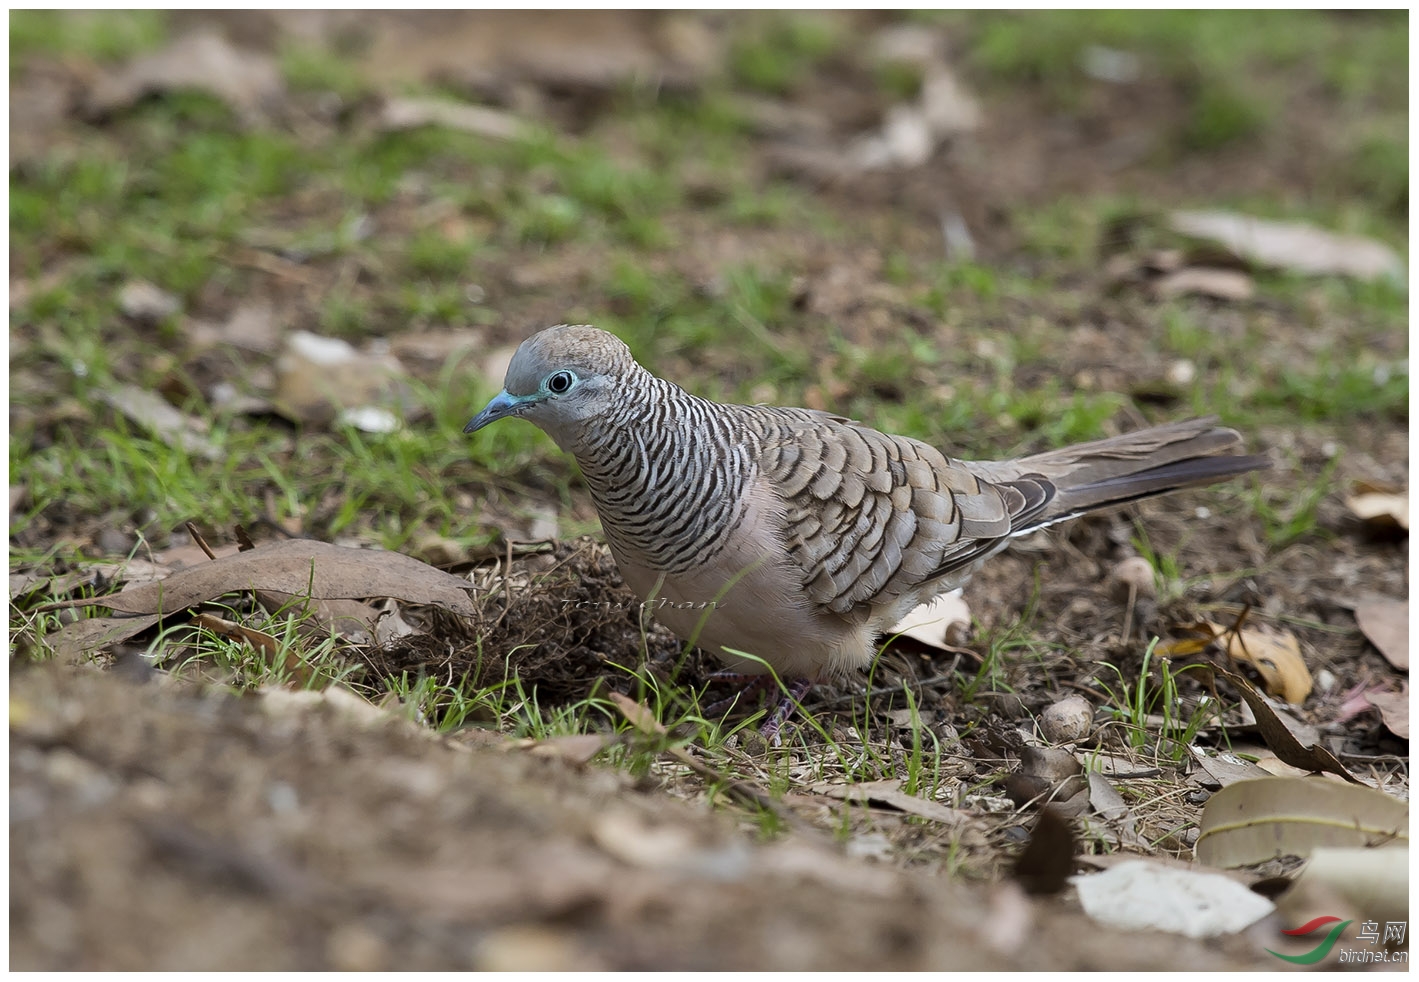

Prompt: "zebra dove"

[466,325,1267,730]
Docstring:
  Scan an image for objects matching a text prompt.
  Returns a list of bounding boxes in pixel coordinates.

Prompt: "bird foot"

[701,673,814,747]
[760,677,815,748]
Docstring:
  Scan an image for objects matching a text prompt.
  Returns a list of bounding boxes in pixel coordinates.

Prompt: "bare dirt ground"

[10,11,1408,971]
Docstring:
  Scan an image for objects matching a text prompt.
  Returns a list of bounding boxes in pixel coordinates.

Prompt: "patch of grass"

[1244,452,1340,550]
[728,12,845,96]
[162,602,368,693]
[1095,640,1219,761]
[279,42,368,100]
[10,9,168,64]
[960,10,1405,162]
[1254,355,1409,423]
[1342,127,1410,218]
[1178,80,1266,151]
[18,418,289,539]
[1129,527,1193,606]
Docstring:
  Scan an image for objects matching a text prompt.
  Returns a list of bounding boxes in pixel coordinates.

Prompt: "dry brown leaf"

[1364,684,1408,739]
[1163,620,1312,704]
[607,691,666,736]
[1170,210,1405,282]
[1085,771,1149,852]
[1149,267,1255,301]
[1196,776,1408,867]
[1188,746,1272,789]
[886,591,971,650]
[257,591,380,644]
[49,539,476,619]
[1222,626,1312,705]
[49,613,162,664]
[95,384,222,461]
[1200,666,1359,784]
[524,733,616,766]
[191,612,280,658]
[1354,599,1409,669]
[192,611,314,685]
[380,97,530,140]
[85,30,283,125]
[806,778,967,826]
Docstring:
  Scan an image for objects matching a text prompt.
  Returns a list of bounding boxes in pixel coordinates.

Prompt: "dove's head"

[464,325,643,451]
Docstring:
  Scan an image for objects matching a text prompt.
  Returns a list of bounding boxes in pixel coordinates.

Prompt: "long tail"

[967,417,1269,530]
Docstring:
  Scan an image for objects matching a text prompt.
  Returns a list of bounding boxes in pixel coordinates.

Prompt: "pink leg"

[761,677,815,747]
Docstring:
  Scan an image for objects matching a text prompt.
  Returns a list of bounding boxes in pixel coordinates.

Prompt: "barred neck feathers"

[571,377,752,574]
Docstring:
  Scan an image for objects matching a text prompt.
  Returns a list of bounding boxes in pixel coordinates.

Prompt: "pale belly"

[604,534,877,681]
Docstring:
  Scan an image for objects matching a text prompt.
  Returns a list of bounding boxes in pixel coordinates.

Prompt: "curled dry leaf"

[1354,599,1408,670]
[886,590,971,650]
[1345,482,1409,533]
[1195,776,1408,868]
[607,691,665,736]
[192,611,312,686]
[1222,626,1312,705]
[49,613,162,664]
[191,612,280,658]
[1085,771,1149,852]
[1006,746,1088,812]
[1199,666,1358,784]
[1160,620,1312,705]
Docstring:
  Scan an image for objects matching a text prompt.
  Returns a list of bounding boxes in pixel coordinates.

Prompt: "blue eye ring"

[546,370,575,394]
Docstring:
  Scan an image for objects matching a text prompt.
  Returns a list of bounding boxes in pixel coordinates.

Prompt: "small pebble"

[1039,694,1093,744]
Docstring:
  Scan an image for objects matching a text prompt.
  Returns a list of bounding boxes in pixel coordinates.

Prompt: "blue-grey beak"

[464,389,527,434]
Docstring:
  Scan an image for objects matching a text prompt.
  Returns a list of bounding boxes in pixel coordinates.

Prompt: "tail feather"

[1041,451,1269,525]
[963,416,1269,530]
[928,418,1266,582]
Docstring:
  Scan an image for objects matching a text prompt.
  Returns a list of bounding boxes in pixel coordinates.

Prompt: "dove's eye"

[546,370,575,394]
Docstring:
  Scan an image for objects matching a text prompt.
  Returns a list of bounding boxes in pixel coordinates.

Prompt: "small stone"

[1166,359,1197,386]
[118,280,181,322]
[1039,694,1093,744]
